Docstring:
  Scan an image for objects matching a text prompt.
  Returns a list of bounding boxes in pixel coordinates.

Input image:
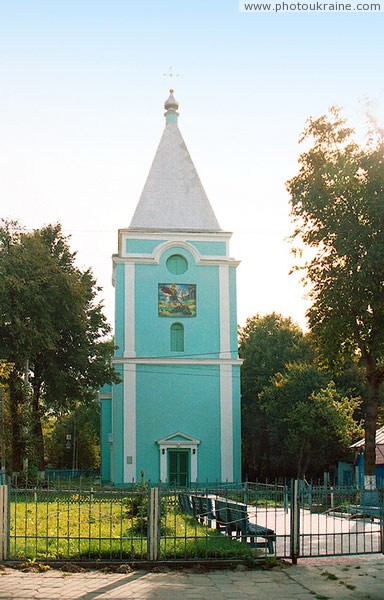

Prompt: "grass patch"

[159,513,255,560]
[321,571,338,581]
[9,494,256,561]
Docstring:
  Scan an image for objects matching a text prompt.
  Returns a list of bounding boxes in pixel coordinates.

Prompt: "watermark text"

[239,0,383,11]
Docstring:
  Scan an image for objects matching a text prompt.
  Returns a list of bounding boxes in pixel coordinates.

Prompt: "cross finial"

[163,66,179,80]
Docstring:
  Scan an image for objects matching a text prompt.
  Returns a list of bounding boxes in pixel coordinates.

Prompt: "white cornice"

[120,229,232,239]
[116,230,241,265]
[112,254,240,267]
[113,357,243,366]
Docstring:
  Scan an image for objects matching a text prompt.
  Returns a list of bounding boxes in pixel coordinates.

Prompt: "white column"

[190,447,198,482]
[123,364,136,482]
[159,446,167,482]
[220,364,233,481]
[219,265,230,356]
[124,263,136,357]
[219,264,233,481]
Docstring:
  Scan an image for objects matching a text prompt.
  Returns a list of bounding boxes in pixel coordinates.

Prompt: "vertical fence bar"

[148,487,159,561]
[380,489,384,555]
[0,485,8,559]
[290,479,300,564]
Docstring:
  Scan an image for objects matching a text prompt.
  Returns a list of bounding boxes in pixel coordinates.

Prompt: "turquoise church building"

[100,90,242,485]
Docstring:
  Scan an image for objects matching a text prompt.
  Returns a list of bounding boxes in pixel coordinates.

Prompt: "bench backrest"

[191,495,215,519]
[178,493,193,516]
[215,499,248,533]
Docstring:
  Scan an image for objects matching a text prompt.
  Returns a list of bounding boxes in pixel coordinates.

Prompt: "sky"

[0,0,383,331]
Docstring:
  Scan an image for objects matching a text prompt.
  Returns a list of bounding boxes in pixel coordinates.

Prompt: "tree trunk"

[8,371,25,472]
[31,384,45,471]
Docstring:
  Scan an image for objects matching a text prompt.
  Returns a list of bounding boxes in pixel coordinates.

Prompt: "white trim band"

[124,263,136,358]
[113,357,242,366]
[123,364,136,482]
[220,364,233,481]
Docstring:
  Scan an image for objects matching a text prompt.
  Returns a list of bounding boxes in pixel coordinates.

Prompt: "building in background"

[350,425,384,488]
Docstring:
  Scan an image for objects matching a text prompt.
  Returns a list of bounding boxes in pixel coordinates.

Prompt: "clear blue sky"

[1,1,383,329]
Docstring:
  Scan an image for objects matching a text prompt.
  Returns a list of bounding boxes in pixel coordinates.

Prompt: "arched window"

[170,323,184,352]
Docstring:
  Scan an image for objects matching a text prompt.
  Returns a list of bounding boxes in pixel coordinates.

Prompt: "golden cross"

[163,66,179,79]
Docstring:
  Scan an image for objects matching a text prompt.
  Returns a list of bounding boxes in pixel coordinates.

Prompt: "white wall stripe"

[123,364,136,482]
[124,263,136,357]
[219,265,233,480]
[219,265,230,356]
[220,364,233,481]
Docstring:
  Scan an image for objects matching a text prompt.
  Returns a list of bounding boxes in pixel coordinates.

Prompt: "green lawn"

[9,494,256,561]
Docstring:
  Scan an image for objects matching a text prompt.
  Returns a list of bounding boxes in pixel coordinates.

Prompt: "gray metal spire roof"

[129,90,221,231]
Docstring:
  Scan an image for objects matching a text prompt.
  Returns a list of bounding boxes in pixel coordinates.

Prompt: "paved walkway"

[1,556,384,599]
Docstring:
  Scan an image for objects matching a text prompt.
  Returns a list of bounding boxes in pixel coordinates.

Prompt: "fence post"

[148,487,160,561]
[380,489,384,555]
[290,479,300,564]
[0,485,8,560]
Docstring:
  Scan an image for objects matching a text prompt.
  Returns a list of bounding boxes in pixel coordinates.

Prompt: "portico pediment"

[157,431,200,446]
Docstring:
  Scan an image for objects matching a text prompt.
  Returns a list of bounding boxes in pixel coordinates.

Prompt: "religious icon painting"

[158,283,196,317]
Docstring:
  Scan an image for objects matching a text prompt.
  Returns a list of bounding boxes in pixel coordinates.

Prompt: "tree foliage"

[0,360,13,382]
[239,313,312,479]
[261,364,361,478]
[44,401,101,470]
[0,220,118,472]
[239,313,363,480]
[287,107,384,481]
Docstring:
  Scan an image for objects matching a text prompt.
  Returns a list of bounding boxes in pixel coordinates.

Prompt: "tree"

[261,363,361,478]
[287,107,384,486]
[44,400,101,470]
[0,360,13,474]
[239,313,312,479]
[0,220,118,472]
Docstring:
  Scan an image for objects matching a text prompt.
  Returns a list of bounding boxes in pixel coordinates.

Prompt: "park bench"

[190,495,215,527]
[348,504,380,520]
[215,499,276,554]
[178,493,215,526]
[178,493,194,516]
[348,490,382,521]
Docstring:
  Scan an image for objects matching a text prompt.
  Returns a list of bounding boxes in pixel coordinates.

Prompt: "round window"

[166,254,188,275]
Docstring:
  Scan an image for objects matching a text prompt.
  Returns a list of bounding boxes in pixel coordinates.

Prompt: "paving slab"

[0,555,384,599]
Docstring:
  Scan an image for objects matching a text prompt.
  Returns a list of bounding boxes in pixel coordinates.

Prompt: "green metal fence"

[0,480,383,563]
[157,483,282,560]
[7,485,149,561]
[296,482,384,558]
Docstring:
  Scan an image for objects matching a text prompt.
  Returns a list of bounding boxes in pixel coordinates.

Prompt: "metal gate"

[292,481,384,561]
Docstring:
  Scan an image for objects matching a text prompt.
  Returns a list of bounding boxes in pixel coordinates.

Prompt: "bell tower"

[100,91,242,484]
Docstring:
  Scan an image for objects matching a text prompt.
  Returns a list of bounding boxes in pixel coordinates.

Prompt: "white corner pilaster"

[219,265,230,356]
[124,263,136,357]
[220,364,233,481]
[123,364,136,482]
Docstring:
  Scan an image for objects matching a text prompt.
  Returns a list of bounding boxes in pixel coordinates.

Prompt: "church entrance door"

[168,450,189,486]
